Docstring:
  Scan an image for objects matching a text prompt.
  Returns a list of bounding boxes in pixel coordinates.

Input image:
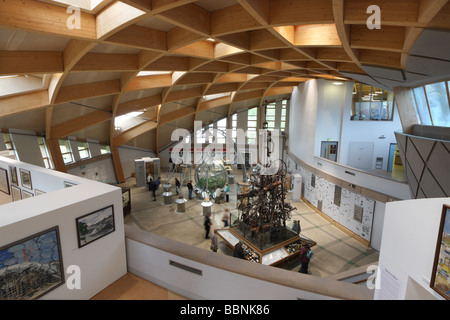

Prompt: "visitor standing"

[224,183,230,202]
[210,229,218,252]
[204,212,211,239]
[147,174,153,191]
[298,243,312,274]
[222,209,230,227]
[150,180,157,201]
[175,178,181,195]
[215,187,221,204]
[233,241,245,259]
[187,180,193,199]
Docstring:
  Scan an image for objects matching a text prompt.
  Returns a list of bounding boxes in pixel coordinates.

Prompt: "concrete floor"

[122,175,379,278]
[93,174,380,300]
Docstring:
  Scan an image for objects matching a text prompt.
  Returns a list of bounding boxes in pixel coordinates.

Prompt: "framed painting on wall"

[430,204,450,300]
[19,168,32,190]
[9,166,18,186]
[76,205,115,248]
[0,226,65,300]
[11,185,21,201]
[0,168,10,195]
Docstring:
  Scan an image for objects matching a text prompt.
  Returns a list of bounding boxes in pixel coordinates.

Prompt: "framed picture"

[19,168,32,190]
[430,204,450,300]
[35,189,46,196]
[76,205,115,248]
[11,185,22,201]
[9,166,18,186]
[0,226,65,300]
[22,190,34,199]
[0,168,10,195]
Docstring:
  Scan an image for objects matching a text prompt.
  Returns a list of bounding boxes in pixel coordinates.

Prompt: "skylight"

[49,0,109,11]
[137,71,171,77]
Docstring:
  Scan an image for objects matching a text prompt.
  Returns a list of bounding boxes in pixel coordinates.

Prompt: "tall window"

[281,100,287,132]
[216,118,227,144]
[37,137,53,169]
[247,107,258,144]
[352,83,395,121]
[412,81,450,127]
[58,139,74,164]
[265,103,276,130]
[77,141,91,160]
[231,113,237,142]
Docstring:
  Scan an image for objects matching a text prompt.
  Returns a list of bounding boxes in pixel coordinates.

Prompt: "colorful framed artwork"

[76,205,115,248]
[9,166,18,186]
[22,190,34,199]
[19,168,32,190]
[0,168,9,195]
[11,185,22,201]
[430,204,450,300]
[0,226,65,300]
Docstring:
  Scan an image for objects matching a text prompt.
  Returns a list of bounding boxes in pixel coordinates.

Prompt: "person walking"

[298,243,312,274]
[187,180,193,199]
[150,180,157,201]
[147,174,153,191]
[224,183,230,202]
[204,212,212,239]
[222,209,230,227]
[175,178,181,195]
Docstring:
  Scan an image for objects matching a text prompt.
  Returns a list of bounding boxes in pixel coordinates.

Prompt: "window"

[412,80,450,127]
[247,108,258,144]
[3,133,14,152]
[77,141,91,160]
[37,137,53,169]
[352,83,395,121]
[216,118,227,144]
[281,100,287,132]
[58,139,74,164]
[265,103,276,129]
[231,113,237,142]
[100,144,111,154]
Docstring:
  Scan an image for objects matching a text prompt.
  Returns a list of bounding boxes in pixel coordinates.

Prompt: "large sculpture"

[235,164,296,250]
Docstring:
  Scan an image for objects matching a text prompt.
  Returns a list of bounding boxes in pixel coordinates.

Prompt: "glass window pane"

[62,153,73,164]
[413,87,432,125]
[425,82,450,127]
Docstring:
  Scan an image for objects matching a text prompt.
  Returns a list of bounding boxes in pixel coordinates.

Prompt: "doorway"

[320,141,338,162]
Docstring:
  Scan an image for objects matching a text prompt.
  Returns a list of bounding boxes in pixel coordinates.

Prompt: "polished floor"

[93,173,379,300]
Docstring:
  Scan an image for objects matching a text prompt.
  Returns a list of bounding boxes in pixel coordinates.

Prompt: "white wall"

[375,197,450,300]
[118,145,156,179]
[340,102,402,171]
[10,130,45,167]
[288,80,411,200]
[289,80,318,164]
[314,80,347,158]
[0,157,127,300]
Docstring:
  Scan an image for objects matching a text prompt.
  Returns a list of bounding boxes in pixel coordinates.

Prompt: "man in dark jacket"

[233,241,245,259]
[187,181,193,199]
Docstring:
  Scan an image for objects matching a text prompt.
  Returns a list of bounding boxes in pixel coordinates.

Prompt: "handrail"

[125,225,374,300]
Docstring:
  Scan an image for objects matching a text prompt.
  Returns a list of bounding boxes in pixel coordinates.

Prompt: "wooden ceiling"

[0,0,449,152]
